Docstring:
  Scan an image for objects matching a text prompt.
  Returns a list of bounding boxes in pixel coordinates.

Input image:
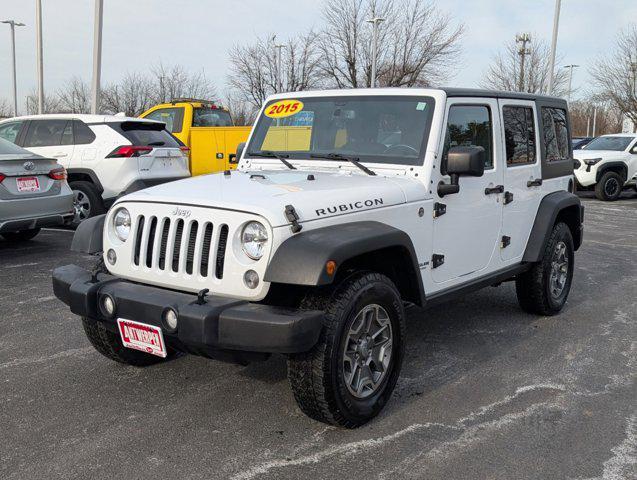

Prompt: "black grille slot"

[185,221,199,275]
[145,217,157,268]
[158,219,170,270]
[215,224,229,279]
[200,223,213,277]
[172,219,184,272]
[133,216,145,266]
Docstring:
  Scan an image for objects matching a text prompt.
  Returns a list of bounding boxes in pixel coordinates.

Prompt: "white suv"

[0,114,191,225]
[53,88,583,427]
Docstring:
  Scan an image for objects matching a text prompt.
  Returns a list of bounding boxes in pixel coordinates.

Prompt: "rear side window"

[192,107,233,127]
[144,107,184,134]
[0,121,24,144]
[73,120,96,144]
[542,107,570,161]
[24,120,72,147]
[109,121,182,147]
[503,106,536,166]
[443,105,493,169]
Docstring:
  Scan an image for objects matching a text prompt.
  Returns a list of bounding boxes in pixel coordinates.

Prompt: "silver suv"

[0,137,74,241]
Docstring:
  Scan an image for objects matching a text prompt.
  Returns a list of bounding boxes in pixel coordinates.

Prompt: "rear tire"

[594,171,623,201]
[1,228,41,242]
[516,222,574,316]
[69,181,104,227]
[287,272,405,428]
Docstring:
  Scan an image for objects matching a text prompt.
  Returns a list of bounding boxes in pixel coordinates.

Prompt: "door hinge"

[432,254,445,268]
[501,235,511,248]
[504,191,514,205]
[284,204,302,233]
[433,202,446,218]
[484,185,504,195]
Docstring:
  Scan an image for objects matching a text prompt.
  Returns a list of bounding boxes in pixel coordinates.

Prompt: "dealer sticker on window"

[117,318,167,358]
[264,99,304,118]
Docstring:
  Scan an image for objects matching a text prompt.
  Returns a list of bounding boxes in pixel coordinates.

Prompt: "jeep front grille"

[132,215,228,279]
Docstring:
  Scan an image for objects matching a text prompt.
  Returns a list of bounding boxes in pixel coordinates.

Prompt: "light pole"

[367,16,385,88]
[515,33,531,92]
[547,0,562,94]
[35,0,44,113]
[563,64,579,102]
[592,106,597,137]
[273,43,285,92]
[630,60,637,99]
[1,20,26,116]
[91,0,104,114]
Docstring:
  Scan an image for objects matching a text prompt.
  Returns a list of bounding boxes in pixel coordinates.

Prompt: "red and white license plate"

[17,177,40,192]
[117,318,167,358]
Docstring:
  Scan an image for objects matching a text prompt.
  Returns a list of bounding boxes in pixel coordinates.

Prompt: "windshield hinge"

[285,205,302,234]
[433,202,446,218]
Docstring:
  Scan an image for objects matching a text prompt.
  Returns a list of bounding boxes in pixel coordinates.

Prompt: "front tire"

[1,228,41,242]
[594,171,623,201]
[516,222,574,315]
[287,272,405,428]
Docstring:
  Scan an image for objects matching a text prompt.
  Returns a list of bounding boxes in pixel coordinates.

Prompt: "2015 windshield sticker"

[265,99,304,118]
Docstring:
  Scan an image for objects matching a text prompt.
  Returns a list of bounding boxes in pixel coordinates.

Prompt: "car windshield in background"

[0,137,35,157]
[247,96,436,166]
[109,122,182,147]
[192,107,233,127]
[583,136,634,151]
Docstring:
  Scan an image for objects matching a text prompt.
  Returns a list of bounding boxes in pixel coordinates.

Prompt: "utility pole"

[563,64,579,102]
[367,15,385,87]
[630,60,637,98]
[35,0,44,113]
[586,116,590,137]
[90,0,104,114]
[515,33,531,92]
[592,106,597,137]
[1,20,26,116]
[547,0,562,94]
[274,44,285,92]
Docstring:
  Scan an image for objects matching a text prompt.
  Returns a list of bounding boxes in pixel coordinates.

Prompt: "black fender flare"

[523,191,583,262]
[595,161,627,183]
[264,221,425,305]
[71,214,105,254]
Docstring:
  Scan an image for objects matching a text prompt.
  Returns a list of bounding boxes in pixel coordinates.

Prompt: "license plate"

[117,318,167,358]
[17,177,40,192]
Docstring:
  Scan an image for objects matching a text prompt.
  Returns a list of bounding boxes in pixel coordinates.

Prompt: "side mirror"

[231,142,245,164]
[438,146,486,197]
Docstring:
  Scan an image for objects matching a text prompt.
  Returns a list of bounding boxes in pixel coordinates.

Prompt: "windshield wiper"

[246,150,296,170]
[310,153,376,176]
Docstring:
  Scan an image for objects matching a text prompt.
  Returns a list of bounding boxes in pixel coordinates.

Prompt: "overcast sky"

[1,0,635,112]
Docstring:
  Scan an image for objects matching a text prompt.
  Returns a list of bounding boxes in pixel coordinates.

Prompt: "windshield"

[583,136,634,151]
[247,96,435,166]
[192,107,233,127]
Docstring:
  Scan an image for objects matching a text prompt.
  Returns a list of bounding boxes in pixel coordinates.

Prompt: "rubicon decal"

[315,198,384,217]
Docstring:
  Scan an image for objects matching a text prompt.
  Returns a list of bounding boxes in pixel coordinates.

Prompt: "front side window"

[542,107,570,162]
[503,106,536,166]
[23,120,71,147]
[0,121,24,144]
[144,107,185,133]
[247,96,436,166]
[442,105,493,169]
[192,107,233,127]
[584,136,634,151]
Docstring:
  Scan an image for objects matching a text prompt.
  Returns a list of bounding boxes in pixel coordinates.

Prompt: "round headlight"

[113,208,131,242]
[241,221,268,260]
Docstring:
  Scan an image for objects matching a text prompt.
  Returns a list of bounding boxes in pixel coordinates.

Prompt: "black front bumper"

[52,265,323,361]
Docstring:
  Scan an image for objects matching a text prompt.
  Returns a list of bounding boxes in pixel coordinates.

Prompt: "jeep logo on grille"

[171,207,192,218]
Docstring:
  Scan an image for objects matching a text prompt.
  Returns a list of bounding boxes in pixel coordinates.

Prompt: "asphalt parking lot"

[1,191,635,480]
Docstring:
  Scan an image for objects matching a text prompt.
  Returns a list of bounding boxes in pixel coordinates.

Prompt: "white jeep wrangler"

[53,88,583,428]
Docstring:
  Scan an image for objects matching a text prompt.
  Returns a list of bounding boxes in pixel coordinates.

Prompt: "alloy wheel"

[73,189,92,223]
[549,241,569,299]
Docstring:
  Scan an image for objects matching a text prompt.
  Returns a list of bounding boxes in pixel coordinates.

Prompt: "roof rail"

[170,97,217,105]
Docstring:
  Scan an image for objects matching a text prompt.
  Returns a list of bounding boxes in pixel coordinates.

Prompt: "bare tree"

[150,63,217,104]
[25,89,61,114]
[101,72,154,116]
[57,77,91,113]
[482,35,568,95]
[0,98,12,118]
[222,92,258,126]
[227,33,322,110]
[569,99,623,136]
[589,25,637,130]
[318,0,463,88]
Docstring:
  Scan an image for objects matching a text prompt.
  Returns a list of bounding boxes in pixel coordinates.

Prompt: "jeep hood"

[573,150,627,161]
[118,169,425,227]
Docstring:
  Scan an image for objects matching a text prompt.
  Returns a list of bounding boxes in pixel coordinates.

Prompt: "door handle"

[53,153,68,158]
[484,185,504,195]
[527,178,543,187]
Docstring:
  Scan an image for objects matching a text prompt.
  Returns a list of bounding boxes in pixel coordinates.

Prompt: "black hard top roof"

[440,87,565,104]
